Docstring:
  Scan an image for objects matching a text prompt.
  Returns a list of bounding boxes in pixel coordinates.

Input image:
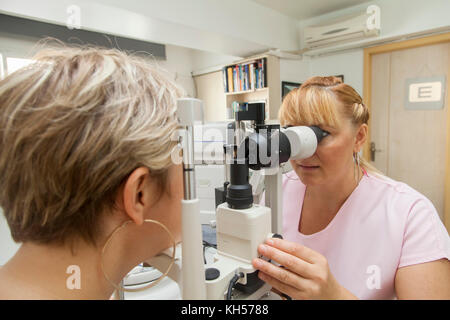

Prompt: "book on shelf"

[222,57,267,93]
[250,65,253,90]
[227,67,233,92]
[239,65,243,91]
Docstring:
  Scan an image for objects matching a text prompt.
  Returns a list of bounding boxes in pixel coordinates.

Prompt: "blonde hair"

[279,76,379,175]
[0,44,184,246]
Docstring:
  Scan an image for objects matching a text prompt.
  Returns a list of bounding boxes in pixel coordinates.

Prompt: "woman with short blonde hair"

[252,76,450,299]
[0,44,184,299]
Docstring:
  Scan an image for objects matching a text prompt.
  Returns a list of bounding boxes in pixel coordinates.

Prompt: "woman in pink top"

[252,76,450,299]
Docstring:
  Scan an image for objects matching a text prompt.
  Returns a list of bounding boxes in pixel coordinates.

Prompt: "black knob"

[205,268,220,281]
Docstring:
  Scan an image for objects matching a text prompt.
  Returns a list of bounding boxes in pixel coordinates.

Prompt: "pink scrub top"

[276,171,450,299]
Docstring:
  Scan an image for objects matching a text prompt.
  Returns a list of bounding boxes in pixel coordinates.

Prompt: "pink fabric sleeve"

[398,198,450,268]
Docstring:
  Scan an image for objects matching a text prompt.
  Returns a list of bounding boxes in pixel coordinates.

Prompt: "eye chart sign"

[405,76,446,110]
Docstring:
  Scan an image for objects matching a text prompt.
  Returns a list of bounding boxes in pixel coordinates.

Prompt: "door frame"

[363,32,450,231]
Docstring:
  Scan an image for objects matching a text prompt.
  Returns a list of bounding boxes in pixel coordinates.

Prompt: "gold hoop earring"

[101,219,176,293]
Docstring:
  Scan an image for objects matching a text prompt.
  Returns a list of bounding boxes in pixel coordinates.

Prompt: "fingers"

[258,271,301,299]
[265,238,321,264]
[252,239,337,300]
[257,242,316,279]
[252,257,311,291]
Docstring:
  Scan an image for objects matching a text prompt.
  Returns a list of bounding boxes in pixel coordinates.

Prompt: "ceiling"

[251,0,373,20]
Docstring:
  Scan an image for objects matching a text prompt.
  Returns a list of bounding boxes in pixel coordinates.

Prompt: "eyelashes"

[319,129,330,139]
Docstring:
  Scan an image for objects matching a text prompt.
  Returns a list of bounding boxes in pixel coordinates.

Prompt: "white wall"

[93,0,300,52]
[280,58,311,84]
[280,49,364,97]
[191,49,241,75]
[0,209,20,265]
[0,0,300,57]
[158,44,196,97]
[309,49,364,96]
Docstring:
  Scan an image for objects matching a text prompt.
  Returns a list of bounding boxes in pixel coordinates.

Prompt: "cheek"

[151,165,183,242]
[170,164,184,203]
[316,137,353,169]
[167,165,183,240]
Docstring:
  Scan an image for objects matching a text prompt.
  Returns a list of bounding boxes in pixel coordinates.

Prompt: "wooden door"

[370,41,449,222]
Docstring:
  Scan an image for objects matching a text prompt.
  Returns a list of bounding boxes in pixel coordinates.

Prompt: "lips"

[297,163,320,170]
[293,160,320,170]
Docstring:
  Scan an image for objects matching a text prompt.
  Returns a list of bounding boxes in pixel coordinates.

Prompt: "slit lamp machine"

[147,98,328,300]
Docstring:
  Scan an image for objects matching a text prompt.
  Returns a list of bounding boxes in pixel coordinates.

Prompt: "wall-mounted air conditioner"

[304,6,381,49]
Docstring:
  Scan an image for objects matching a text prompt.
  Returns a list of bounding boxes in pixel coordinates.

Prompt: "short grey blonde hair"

[0,44,183,246]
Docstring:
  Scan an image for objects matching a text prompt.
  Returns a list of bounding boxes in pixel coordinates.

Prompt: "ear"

[354,123,368,153]
[122,167,151,226]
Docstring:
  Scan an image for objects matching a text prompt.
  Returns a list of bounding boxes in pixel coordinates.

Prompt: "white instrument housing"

[282,126,318,160]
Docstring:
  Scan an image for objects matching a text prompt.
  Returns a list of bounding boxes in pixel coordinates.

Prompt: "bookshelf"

[193,54,281,122]
[224,87,268,96]
[223,54,280,121]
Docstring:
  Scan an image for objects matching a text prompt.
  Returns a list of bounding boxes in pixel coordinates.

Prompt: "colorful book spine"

[245,64,250,90]
[262,58,267,88]
[235,65,239,92]
[239,65,243,91]
[242,65,245,91]
[239,65,242,91]
[241,65,244,91]
[258,60,263,88]
[233,67,237,92]
[227,67,233,92]
[250,63,254,91]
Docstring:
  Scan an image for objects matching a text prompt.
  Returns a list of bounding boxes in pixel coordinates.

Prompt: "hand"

[252,238,357,300]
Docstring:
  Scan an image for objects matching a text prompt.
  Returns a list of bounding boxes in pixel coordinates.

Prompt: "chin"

[292,168,323,186]
[298,176,322,186]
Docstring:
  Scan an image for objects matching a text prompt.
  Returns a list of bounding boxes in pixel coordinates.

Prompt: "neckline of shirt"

[295,173,369,239]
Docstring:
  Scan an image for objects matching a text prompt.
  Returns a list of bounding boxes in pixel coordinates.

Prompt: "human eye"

[318,126,331,137]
